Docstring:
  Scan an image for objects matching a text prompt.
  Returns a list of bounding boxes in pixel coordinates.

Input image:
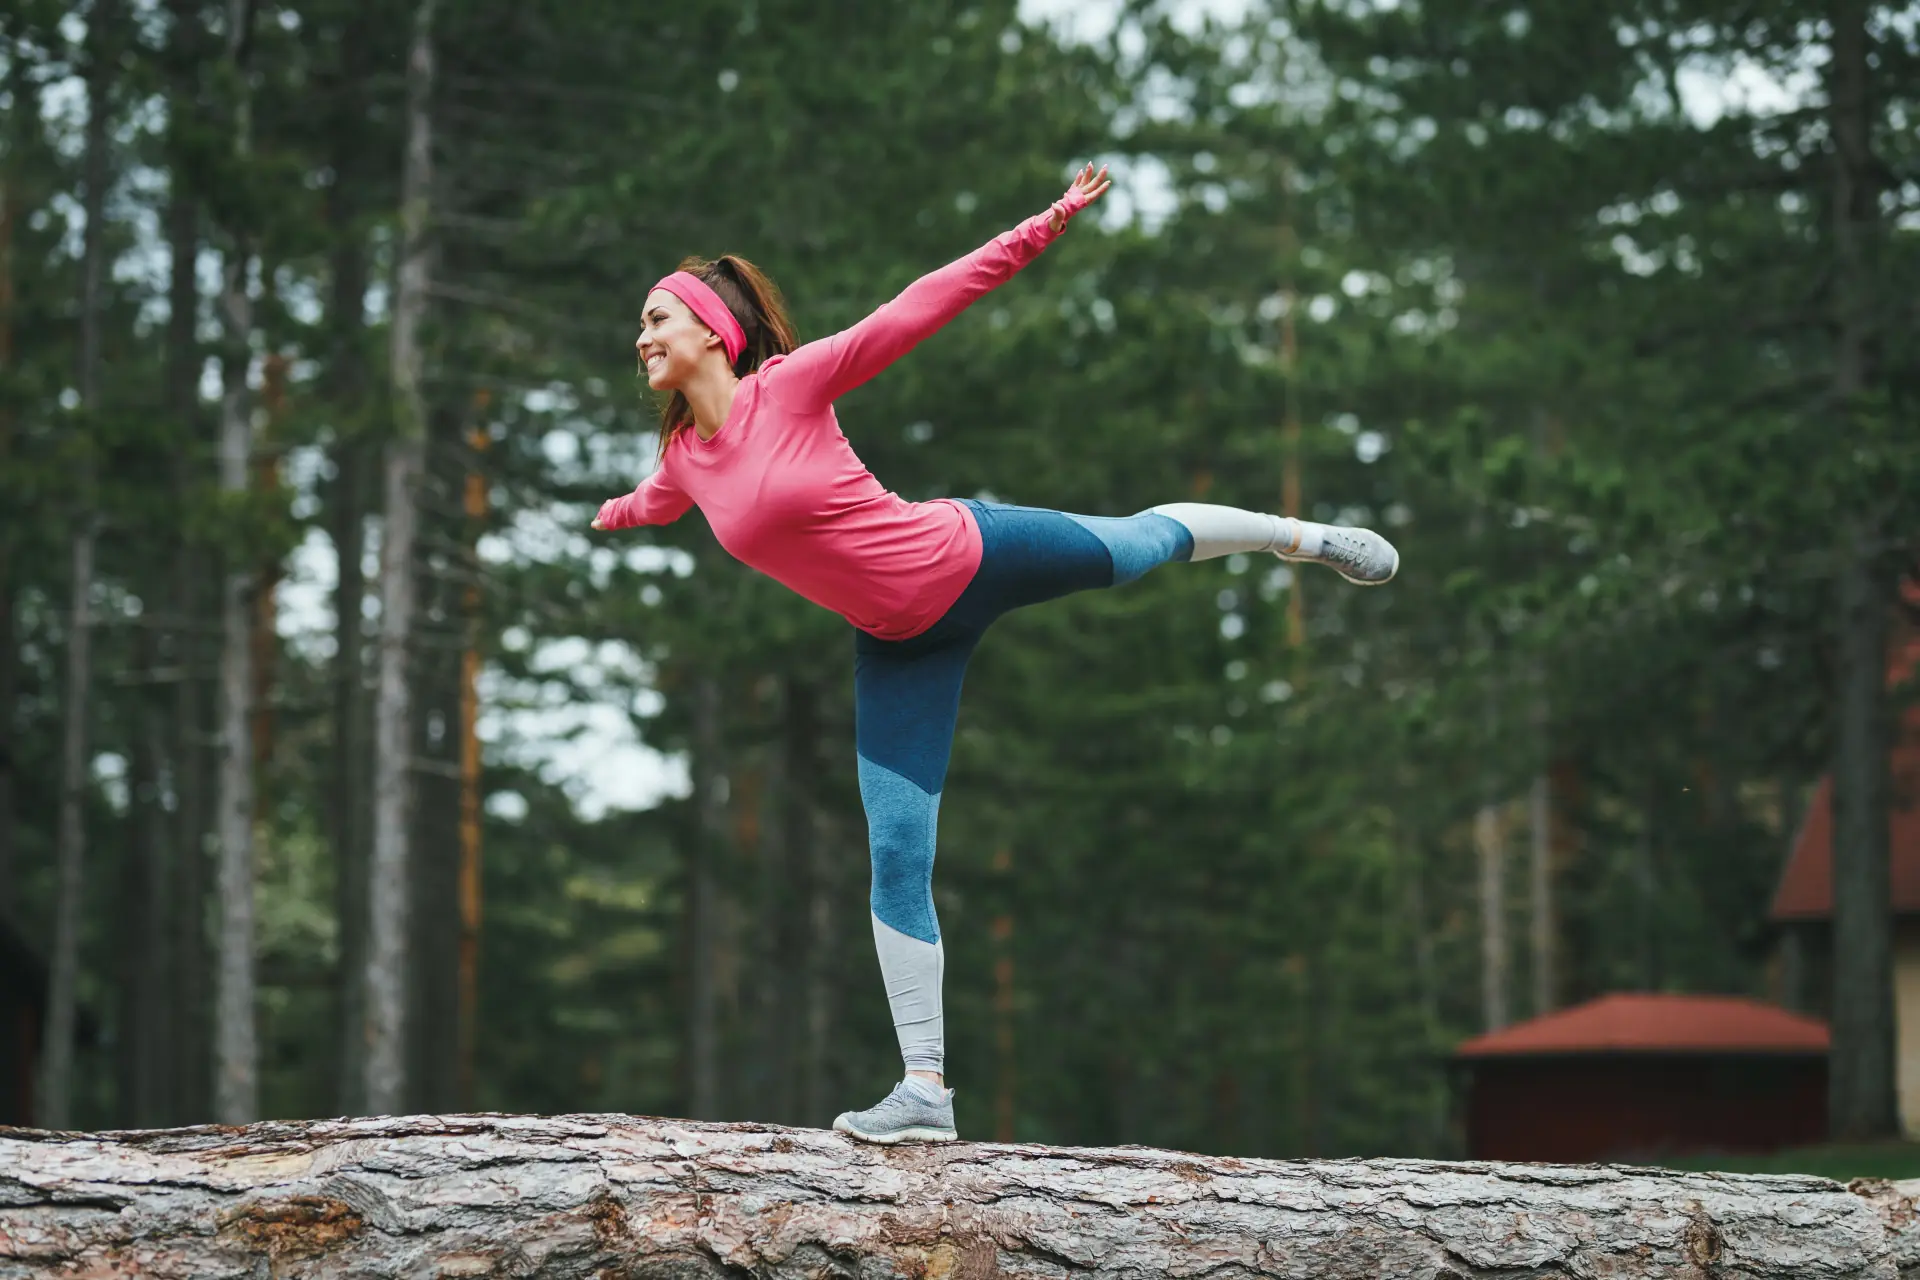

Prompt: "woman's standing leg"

[832,625,978,1143]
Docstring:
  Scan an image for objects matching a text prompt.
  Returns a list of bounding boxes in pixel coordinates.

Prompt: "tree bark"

[363,0,435,1117]
[211,0,261,1127]
[1824,0,1896,1143]
[4,1114,1920,1279]
[39,0,119,1130]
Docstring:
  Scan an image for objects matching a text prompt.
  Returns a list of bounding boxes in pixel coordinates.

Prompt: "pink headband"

[651,271,747,364]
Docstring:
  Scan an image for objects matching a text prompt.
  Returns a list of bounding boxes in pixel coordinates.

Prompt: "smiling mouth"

[644,353,666,374]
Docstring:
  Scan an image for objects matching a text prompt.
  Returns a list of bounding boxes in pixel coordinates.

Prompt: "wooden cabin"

[1454,993,1829,1162]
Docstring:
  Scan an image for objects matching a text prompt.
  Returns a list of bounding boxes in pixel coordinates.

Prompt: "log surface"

[2,1113,1917,1278]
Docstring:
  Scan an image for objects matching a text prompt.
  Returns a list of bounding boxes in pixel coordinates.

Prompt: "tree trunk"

[456,426,488,1111]
[1825,0,1897,1144]
[0,578,13,922]
[990,847,1015,1143]
[323,0,373,1120]
[162,0,211,1127]
[1473,803,1507,1032]
[7,1115,1918,1278]
[250,354,289,787]
[39,528,95,1131]
[760,675,820,1126]
[363,0,435,1117]
[0,77,18,923]
[1636,775,1661,989]
[168,586,213,1127]
[686,675,725,1120]
[802,764,837,1130]
[405,428,461,1117]
[210,0,262,1127]
[119,638,172,1128]
[1400,825,1445,1150]
[1528,766,1553,1016]
[328,435,369,1115]
[211,420,257,1126]
[39,0,119,1130]
[165,255,212,1129]
[1832,537,1895,1138]
[365,435,422,1116]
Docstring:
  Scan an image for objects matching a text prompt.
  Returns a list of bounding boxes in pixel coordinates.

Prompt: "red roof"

[1770,702,1920,922]
[1454,993,1829,1058]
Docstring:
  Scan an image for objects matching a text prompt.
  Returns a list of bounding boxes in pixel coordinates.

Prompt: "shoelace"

[1320,529,1372,570]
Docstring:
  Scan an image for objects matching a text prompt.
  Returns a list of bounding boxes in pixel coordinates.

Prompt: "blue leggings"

[853,501,1194,1072]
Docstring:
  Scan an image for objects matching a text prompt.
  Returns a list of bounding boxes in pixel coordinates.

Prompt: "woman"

[593,165,1398,1143]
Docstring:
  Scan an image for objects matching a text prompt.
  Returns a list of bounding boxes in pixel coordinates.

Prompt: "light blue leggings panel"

[853,502,1192,944]
[852,501,1193,1070]
[857,754,945,943]
[1065,511,1194,584]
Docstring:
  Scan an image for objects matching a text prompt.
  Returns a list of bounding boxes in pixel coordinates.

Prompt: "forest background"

[2,0,1917,1157]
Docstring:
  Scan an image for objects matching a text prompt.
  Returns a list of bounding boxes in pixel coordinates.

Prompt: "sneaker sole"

[833,1120,958,1145]
[1279,546,1399,587]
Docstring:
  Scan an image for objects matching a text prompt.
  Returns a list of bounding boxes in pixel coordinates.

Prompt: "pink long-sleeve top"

[596,211,1068,640]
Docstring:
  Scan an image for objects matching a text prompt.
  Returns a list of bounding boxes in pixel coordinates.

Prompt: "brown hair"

[652,254,797,457]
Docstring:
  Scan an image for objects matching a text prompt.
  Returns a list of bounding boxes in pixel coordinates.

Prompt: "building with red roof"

[1454,993,1828,1161]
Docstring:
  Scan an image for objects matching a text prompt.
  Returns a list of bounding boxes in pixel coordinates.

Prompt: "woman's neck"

[682,361,741,440]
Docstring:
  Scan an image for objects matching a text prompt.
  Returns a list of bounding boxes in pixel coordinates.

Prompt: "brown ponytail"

[654,254,798,458]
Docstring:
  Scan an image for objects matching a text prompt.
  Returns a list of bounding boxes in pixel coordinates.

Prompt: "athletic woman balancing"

[593,164,1399,1144]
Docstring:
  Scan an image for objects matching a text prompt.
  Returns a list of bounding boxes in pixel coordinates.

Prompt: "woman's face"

[636,289,725,390]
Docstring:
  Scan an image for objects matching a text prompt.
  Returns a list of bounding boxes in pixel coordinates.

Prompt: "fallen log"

[2,1113,1917,1278]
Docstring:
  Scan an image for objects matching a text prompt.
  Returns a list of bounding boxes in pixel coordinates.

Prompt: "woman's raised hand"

[1048,163,1111,232]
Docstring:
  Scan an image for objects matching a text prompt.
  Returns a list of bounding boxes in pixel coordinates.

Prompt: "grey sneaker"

[832,1080,957,1144]
[1280,523,1399,586]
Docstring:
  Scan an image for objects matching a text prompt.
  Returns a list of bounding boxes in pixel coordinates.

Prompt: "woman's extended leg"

[1145,502,1399,584]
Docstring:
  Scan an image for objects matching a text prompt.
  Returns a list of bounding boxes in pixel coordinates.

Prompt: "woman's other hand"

[1048,163,1111,232]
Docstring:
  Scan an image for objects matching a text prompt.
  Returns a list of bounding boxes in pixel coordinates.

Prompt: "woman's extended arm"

[763,165,1110,412]
[593,467,694,530]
